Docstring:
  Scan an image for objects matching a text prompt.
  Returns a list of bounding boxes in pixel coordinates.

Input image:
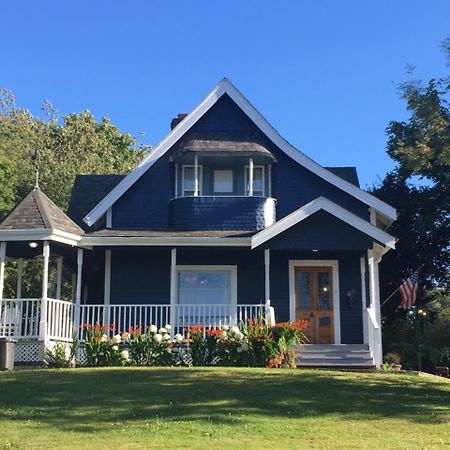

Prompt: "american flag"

[398,271,419,309]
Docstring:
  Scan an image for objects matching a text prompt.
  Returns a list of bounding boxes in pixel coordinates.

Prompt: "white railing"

[367,307,382,367]
[1,299,268,341]
[46,298,76,342]
[78,303,267,339]
[0,299,41,339]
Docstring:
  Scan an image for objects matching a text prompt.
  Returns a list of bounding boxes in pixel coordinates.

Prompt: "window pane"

[318,272,331,310]
[297,271,311,310]
[183,167,194,191]
[178,271,231,305]
[246,167,264,196]
[214,170,233,193]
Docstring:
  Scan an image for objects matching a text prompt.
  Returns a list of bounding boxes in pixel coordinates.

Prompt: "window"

[213,170,233,193]
[245,166,265,196]
[177,267,236,305]
[182,165,202,196]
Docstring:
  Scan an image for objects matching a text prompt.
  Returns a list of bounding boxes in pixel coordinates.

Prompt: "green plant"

[44,342,72,368]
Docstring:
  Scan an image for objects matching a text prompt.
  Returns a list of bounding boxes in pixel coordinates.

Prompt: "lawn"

[0,368,449,449]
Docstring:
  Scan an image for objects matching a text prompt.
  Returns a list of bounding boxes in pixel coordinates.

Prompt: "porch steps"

[296,344,375,368]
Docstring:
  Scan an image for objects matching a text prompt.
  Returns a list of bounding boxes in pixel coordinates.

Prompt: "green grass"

[0,368,449,449]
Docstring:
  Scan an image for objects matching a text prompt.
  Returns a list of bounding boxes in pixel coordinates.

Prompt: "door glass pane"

[178,271,231,305]
[318,272,331,310]
[297,271,311,310]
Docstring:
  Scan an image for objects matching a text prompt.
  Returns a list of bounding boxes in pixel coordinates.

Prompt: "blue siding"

[266,210,373,250]
[169,196,275,231]
[270,250,364,344]
[111,92,369,229]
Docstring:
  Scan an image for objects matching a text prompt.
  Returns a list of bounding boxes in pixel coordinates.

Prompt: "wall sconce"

[29,242,38,249]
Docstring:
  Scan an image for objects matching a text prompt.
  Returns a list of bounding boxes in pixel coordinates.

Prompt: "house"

[0,79,396,367]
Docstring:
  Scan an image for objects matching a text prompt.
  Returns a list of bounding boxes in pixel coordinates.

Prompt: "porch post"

[17,258,23,299]
[39,241,50,341]
[194,154,199,197]
[264,248,274,324]
[368,248,382,367]
[249,158,254,196]
[0,242,6,326]
[56,257,63,300]
[104,250,111,327]
[74,248,83,333]
[170,248,177,331]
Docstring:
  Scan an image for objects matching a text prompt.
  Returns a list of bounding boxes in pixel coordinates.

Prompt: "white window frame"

[245,165,265,196]
[288,259,341,344]
[213,170,234,194]
[175,265,237,306]
[182,165,203,197]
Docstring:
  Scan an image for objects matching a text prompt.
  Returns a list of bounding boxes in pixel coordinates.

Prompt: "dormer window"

[182,165,203,196]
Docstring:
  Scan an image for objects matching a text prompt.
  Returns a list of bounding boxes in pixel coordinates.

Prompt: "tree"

[0,89,148,217]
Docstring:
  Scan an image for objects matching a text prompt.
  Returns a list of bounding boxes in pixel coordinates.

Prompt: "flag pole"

[381,287,400,307]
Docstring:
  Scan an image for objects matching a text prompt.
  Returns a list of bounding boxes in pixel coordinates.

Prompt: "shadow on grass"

[0,368,449,433]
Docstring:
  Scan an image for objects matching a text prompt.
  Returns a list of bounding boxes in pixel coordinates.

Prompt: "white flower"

[230,326,240,335]
[241,342,250,352]
[237,346,243,353]
[101,334,107,342]
[120,350,130,360]
[154,333,163,343]
[163,334,170,341]
[111,334,121,344]
[174,333,183,343]
[221,325,229,331]
[158,327,167,335]
[112,345,119,351]
[165,324,172,331]
[148,324,157,333]
[121,332,130,341]
[234,331,244,341]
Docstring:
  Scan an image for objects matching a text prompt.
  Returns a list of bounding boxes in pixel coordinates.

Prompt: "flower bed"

[46,319,308,368]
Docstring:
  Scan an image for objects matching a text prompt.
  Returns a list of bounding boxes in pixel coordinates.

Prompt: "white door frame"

[288,259,341,344]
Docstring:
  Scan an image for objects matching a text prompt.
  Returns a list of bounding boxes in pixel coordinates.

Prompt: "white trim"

[360,256,368,344]
[0,228,81,246]
[245,164,265,197]
[83,78,396,226]
[252,197,396,250]
[175,265,238,307]
[80,236,251,247]
[182,164,203,197]
[106,208,112,228]
[288,259,341,344]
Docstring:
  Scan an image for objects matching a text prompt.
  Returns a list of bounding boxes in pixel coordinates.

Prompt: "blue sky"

[1,1,448,187]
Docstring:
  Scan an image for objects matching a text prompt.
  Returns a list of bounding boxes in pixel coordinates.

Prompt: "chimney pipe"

[170,113,188,130]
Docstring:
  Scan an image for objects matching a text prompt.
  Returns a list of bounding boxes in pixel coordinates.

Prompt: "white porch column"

[56,257,63,300]
[74,249,83,334]
[268,164,272,197]
[368,248,383,367]
[104,250,112,327]
[360,256,368,344]
[264,248,274,324]
[249,158,254,196]
[0,243,6,325]
[169,248,177,329]
[16,258,23,299]
[194,154,199,197]
[39,241,50,341]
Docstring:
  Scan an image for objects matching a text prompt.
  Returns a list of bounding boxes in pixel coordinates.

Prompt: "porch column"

[104,250,112,327]
[74,249,83,334]
[0,242,6,327]
[249,158,254,196]
[169,248,177,330]
[264,248,274,324]
[368,248,382,367]
[56,257,63,300]
[17,258,23,299]
[194,154,199,197]
[39,241,50,341]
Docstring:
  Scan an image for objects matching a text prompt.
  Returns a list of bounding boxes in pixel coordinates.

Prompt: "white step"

[297,344,374,368]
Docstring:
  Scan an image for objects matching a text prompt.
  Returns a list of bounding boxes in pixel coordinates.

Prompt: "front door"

[295,266,334,344]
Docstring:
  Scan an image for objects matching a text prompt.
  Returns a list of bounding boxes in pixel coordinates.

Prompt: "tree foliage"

[0,89,148,218]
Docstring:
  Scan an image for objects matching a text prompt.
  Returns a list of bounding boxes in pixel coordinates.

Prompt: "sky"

[1,1,449,188]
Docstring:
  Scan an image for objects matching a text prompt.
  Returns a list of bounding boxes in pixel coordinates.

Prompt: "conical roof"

[0,188,83,235]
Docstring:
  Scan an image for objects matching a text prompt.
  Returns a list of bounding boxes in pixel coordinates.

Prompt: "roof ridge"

[33,188,53,229]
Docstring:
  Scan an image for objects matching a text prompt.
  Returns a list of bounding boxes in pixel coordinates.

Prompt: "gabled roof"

[251,197,396,250]
[0,188,83,235]
[83,78,397,226]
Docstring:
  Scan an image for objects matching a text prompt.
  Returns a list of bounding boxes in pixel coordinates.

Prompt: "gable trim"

[251,197,396,250]
[83,78,397,226]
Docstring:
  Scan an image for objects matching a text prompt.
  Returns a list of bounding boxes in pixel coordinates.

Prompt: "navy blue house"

[0,79,396,366]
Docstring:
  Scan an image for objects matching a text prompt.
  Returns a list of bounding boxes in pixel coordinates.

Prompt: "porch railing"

[0,298,270,342]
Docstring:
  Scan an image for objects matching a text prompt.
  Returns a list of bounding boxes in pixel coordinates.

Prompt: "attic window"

[213,170,233,193]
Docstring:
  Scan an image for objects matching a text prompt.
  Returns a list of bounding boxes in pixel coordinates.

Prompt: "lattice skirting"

[14,341,44,363]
